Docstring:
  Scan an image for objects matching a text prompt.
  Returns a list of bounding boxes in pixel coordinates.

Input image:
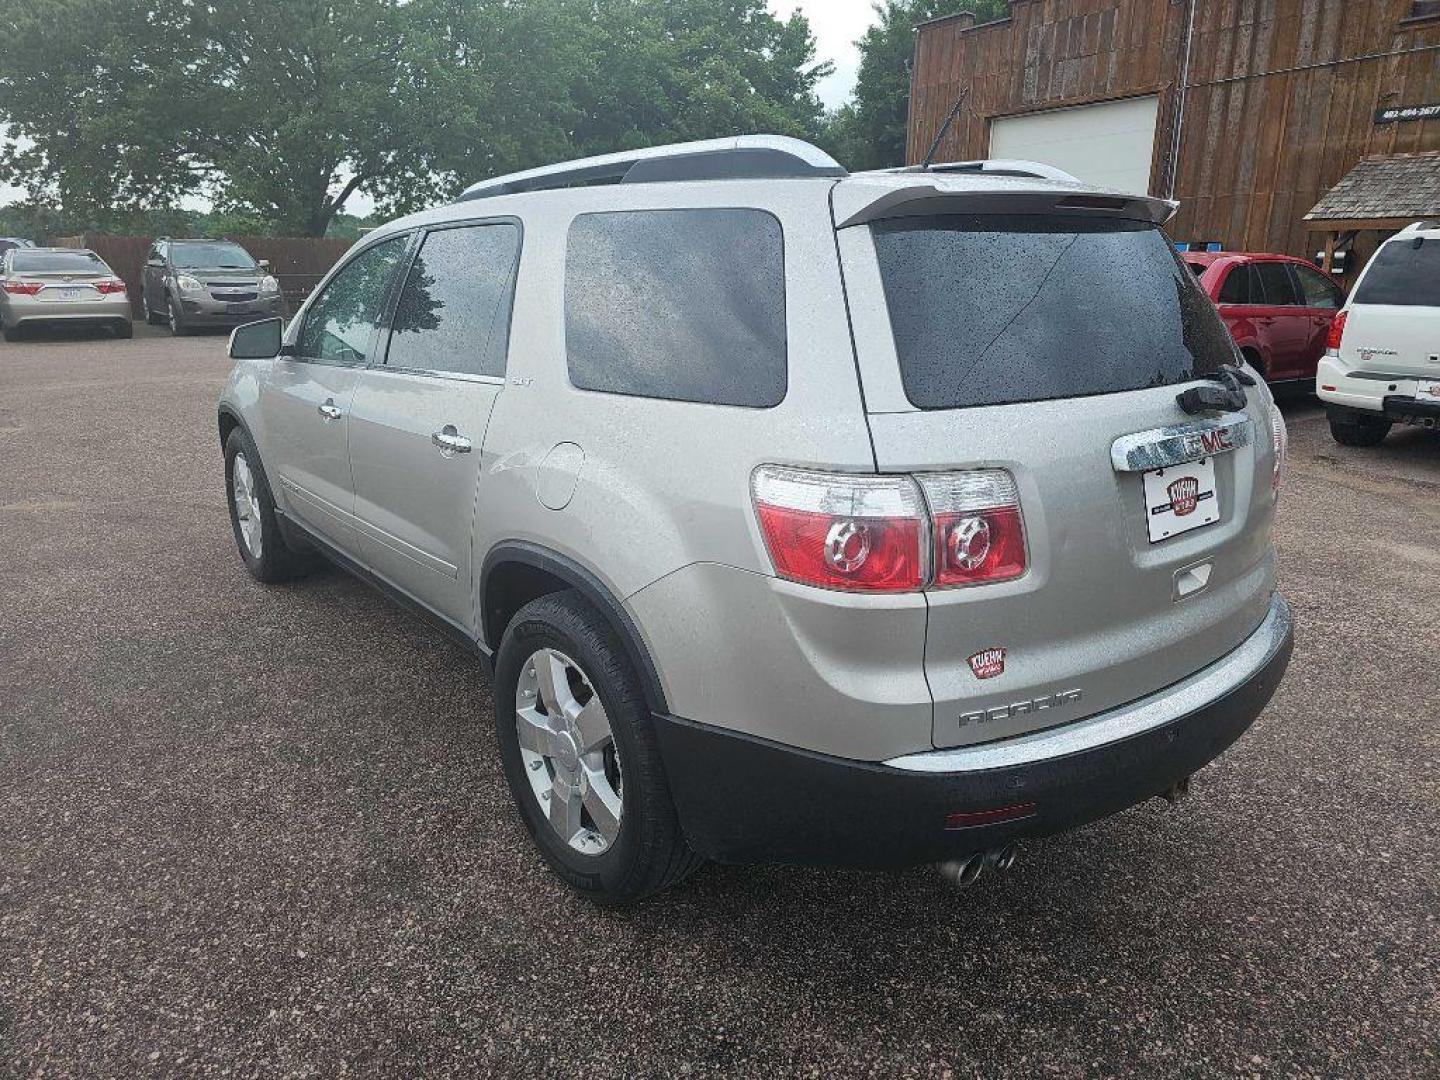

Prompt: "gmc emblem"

[1199,429,1233,454]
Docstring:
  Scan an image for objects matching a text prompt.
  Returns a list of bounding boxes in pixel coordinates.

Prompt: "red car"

[1183,252,1345,384]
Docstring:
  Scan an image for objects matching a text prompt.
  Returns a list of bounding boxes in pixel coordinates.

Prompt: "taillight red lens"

[919,471,1027,587]
[1326,310,1347,351]
[1,281,42,295]
[752,467,926,592]
[95,279,127,294]
[752,466,1028,592]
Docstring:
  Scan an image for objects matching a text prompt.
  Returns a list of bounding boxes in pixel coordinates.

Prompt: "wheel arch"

[480,541,669,715]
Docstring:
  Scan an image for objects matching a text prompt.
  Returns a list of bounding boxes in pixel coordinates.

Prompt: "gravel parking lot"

[2,326,1437,1077]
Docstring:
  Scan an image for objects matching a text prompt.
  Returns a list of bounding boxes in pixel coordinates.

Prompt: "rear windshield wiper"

[1177,364,1255,415]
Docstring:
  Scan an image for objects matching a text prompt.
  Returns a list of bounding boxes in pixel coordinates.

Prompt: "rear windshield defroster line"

[871,214,1233,410]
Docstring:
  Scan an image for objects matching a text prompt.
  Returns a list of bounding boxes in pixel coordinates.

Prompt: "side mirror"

[229,317,284,360]
[258,259,271,270]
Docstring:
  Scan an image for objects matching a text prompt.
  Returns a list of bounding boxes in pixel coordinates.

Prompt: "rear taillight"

[95,279,127,294]
[1,281,42,295]
[1270,407,1288,498]
[1325,310,1347,353]
[751,466,1026,593]
[919,470,1027,587]
[752,467,926,592]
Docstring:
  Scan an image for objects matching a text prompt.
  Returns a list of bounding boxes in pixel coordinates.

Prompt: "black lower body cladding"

[651,598,1294,868]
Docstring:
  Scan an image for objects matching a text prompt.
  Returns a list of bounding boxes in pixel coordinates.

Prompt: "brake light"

[1326,310,1347,353]
[1270,407,1288,498]
[751,466,1027,593]
[1,281,42,295]
[95,279,127,294]
[919,471,1027,587]
[752,467,926,592]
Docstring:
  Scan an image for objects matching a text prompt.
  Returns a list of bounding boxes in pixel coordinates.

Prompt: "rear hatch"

[834,181,1280,748]
[1337,232,1440,380]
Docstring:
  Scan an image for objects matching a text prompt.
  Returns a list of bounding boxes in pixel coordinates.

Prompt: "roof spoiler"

[833,174,1179,229]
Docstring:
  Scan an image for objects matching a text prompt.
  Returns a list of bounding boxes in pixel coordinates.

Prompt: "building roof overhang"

[1304,152,1440,230]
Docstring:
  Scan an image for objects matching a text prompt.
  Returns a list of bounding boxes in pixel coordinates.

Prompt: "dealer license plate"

[1415,380,1440,402]
[1142,457,1219,543]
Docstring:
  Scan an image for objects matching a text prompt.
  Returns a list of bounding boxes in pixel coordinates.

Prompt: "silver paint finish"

[886,592,1291,772]
[217,137,1287,771]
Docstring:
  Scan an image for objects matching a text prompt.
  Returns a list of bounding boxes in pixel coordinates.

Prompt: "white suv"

[1317,221,1440,445]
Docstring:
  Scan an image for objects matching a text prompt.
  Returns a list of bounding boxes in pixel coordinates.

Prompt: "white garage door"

[989,96,1159,195]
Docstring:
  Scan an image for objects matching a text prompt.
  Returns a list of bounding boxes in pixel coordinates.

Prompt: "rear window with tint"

[12,250,106,273]
[1352,238,1440,306]
[871,215,1233,410]
[565,209,786,407]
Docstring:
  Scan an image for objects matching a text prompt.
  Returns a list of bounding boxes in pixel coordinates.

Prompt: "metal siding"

[909,0,1440,275]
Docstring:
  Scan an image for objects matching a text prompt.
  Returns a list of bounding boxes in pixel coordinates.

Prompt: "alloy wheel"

[515,648,623,855]
[231,451,263,559]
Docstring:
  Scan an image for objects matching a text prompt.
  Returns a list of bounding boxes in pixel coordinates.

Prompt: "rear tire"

[223,427,313,583]
[2,325,22,342]
[1327,407,1391,447]
[494,590,703,906]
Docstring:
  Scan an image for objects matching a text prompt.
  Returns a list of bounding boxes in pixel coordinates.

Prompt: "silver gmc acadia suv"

[217,136,1294,905]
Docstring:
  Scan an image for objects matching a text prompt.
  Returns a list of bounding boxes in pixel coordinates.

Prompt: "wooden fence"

[52,234,354,318]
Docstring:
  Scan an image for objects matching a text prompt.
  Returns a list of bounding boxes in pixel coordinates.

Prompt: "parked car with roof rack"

[1182,250,1344,386]
[217,135,1293,905]
[1317,221,1440,445]
[142,238,283,335]
[0,246,132,341]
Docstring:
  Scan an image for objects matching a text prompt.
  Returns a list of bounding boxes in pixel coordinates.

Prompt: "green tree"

[0,0,832,236]
[823,0,1008,171]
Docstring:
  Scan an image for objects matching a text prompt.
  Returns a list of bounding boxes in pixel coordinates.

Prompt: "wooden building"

[907,0,1440,281]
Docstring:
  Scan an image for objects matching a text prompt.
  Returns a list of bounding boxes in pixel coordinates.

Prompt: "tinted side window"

[1217,264,1253,304]
[1293,264,1342,309]
[1352,238,1440,306]
[565,209,787,407]
[385,223,521,377]
[1254,262,1299,306]
[298,235,408,365]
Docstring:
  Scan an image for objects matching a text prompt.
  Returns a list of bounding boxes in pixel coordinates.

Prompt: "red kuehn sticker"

[968,647,1006,680]
[1167,476,1200,516]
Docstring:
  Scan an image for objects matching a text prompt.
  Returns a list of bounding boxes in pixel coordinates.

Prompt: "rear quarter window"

[871,214,1232,410]
[564,208,787,407]
[1352,238,1440,306]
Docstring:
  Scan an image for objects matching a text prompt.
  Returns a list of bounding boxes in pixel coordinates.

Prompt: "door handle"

[317,399,342,421]
[431,424,473,455]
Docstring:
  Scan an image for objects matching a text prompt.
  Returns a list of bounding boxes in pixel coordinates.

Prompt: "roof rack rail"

[457,135,846,202]
[879,159,1081,183]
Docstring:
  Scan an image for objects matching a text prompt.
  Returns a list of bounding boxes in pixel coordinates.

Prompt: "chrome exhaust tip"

[987,842,1019,873]
[936,852,986,888]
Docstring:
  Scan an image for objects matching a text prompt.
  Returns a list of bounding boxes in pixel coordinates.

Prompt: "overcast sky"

[0,0,873,215]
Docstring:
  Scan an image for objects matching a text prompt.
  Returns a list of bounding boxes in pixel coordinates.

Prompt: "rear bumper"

[5,296,131,325]
[652,593,1293,868]
[1316,356,1437,416]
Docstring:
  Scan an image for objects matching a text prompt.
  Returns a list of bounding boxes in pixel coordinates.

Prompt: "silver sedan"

[1,247,134,341]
